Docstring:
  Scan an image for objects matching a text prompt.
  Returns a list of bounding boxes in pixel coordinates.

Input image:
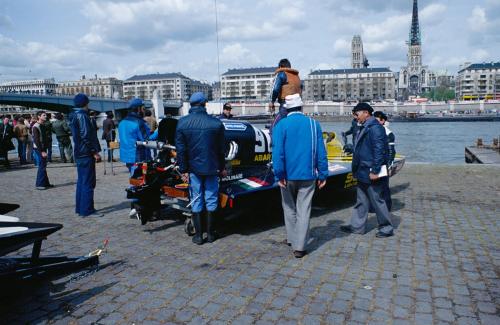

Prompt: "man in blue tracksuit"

[340,103,394,237]
[272,94,328,258]
[176,92,226,245]
[118,98,151,173]
[70,93,102,217]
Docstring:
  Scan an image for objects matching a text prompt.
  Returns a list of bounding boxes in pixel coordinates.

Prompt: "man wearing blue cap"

[69,93,102,217]
[176,92,226,245]
[118,98,151,172]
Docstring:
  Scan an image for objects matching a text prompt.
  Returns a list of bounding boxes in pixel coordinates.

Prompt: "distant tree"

[423,87,455,101]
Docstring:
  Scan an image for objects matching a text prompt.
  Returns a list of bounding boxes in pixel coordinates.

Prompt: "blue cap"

[189,92,207,105]
[128,98,144,109]
[73,93,89,108]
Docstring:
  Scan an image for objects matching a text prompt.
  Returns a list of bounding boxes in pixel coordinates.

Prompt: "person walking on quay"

[32,111,53,189]
[118,98,151,173]
[101,111,116,162]
[176,92,226,245]
[52,113,74,163]
[69,93,102,217]
[24,115,34,164]
[0,116,15,169]
[269,58,301,131]
[272,94,328,258]
[219,103,234,119]
[340,103,394,238]
[13,117,29,165]
[43,113,53,163]
[374,111,396,211]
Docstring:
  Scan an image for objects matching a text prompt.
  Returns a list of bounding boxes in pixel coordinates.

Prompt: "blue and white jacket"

[272,111,328,182]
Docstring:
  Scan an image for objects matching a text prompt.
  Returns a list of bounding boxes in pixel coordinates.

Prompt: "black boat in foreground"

[0,203,100,284]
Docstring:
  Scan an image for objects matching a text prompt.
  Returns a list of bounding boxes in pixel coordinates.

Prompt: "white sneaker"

[129,208,137,218]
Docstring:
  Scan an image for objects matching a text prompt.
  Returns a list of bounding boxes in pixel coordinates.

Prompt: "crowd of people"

[1,58,397,258]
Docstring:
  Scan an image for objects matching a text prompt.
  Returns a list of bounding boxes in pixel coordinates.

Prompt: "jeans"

[106,141,114,162]
[270,103,288,138]
[188,174,219,213]
[34,149,50,187]
[47,145,52,162]
[75,156,96,216]
[17,139,27,164]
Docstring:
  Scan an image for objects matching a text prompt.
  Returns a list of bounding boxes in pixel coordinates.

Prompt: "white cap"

[284,93,303,110]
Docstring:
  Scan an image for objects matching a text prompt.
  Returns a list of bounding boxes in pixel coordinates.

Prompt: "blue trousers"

[270,103,288,137]
[34,149,50,187]
[75,156,96,216]
[189,174,219,213]
[17,139,27,164]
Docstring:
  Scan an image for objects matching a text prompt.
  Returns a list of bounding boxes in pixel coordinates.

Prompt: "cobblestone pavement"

[0,161,499,324]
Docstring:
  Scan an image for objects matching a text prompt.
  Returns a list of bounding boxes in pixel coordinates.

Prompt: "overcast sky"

[0,0,498,83]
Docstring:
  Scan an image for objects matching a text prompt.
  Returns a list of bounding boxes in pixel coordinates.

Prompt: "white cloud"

[333,39,350,55]
[220,43,261,66]
[468,6,488,31]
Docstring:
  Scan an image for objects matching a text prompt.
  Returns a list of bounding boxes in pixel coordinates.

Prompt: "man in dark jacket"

[176,92,226,245]
[43,113,53,162]
[52,113,74,163]
[340,103,394,238]
[0,116,15,168]
[158,114,177,145]
[218,103,233,119]
[102,111,116,162]
[374,111,395,211]
[342,111,361,147]
[70,93,102,217]
[32,111,53,189]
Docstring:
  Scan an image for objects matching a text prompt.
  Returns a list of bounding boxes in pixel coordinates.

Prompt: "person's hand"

[41,152,47,158]
[220,169,228,177]
[268,102,275,113]
[317,179,326,189]
[369,172,379,181]
[93,153,101,161]
[181,173,189,183]
[278,179,287,188]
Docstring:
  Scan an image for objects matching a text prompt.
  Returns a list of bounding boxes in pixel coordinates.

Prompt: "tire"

[184,217,195,236]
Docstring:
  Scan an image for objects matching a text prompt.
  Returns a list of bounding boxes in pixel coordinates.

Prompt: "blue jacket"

[69,109,101,159]
[272,111,328,181]
[352,116,389,184]
[118,112,151,164]
[175,106,225,176]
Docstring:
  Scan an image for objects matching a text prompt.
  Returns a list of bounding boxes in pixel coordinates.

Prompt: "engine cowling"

[222,120,272,166]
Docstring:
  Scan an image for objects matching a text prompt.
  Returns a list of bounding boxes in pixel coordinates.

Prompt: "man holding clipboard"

[340,103,394,238]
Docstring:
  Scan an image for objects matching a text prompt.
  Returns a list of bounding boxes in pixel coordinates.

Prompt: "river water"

[321,121,499,164]
[30,121,499,165]
[257,121,499,164]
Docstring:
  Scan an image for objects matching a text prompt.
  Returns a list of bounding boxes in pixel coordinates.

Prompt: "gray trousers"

[280,180,316,251]
[351,180,394,234]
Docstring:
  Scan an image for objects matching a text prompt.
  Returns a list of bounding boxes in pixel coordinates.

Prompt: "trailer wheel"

[184,217,195,236]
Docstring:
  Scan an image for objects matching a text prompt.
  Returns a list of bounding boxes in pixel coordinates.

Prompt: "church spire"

[409,0,421,45]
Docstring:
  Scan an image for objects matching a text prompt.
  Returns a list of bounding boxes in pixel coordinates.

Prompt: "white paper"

[372,165,388,177]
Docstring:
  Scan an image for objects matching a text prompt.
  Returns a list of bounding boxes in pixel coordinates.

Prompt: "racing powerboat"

[126,120,405,234]
[0,203,101,284]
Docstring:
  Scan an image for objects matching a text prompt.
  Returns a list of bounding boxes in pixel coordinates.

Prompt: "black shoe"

[340,225,354,233]
[281,239,291,246]
[46,184,55,188]
[206,211,217,243]
[375,231,394,238]
[293,250,306,258]
[191,213,204,245]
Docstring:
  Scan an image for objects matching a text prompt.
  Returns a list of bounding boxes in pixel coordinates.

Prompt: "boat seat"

[0,215,20,222]
[0,227,28,235]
